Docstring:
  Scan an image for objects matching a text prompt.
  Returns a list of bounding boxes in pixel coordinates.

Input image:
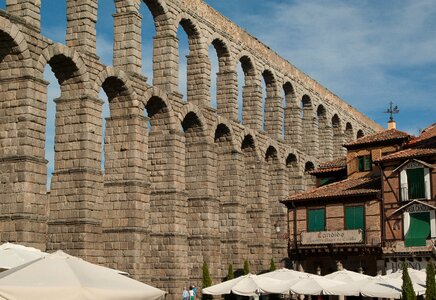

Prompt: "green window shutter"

[358,157,364,171]
[345,206,364,230]
[308,209,325,232]
[407,168,425,199]
[405,212,430,247]
[364,156,372,171]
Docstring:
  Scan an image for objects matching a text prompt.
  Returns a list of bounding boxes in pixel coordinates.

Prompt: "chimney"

[388,119,396,130]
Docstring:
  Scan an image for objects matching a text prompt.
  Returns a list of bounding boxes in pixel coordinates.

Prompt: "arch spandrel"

[143,86,177,131]
[36,44,90,93]
[211,116,237,151]
[94,67,137,101]
[178,103,210,140]
[0,16,33,72]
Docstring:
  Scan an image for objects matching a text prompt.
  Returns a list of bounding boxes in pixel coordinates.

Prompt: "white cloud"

[228,0,436,131]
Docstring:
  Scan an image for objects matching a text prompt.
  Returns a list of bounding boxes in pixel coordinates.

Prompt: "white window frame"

[400,163,431,201]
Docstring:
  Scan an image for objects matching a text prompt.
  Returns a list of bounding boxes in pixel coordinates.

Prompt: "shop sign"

[301,229,363,245]
[386,258,428,274]
[405,203,432,213]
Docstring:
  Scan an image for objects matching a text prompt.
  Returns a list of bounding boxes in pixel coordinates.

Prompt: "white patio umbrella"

[359,275,426,298]
[259,268,313,280]
[289,275,351,296]
[202,274,299,296]
[0,250,165,300]
[324,269,371,283]
[0,243,47,271]
[328,275,426,299]
[384,268,427,286]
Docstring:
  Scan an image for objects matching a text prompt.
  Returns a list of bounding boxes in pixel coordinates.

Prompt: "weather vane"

[384,101,399,122]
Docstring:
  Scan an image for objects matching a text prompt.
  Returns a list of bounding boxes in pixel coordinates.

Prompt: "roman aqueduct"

[0,0,382,297]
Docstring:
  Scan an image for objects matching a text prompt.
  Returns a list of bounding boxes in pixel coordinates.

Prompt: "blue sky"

[203,0,436,135]
[1,0,433,133]
[0,0,435,186]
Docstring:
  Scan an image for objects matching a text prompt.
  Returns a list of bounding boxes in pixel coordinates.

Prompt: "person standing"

[189,286,195,300]
[182,287,189,300]
[192,285,197,298]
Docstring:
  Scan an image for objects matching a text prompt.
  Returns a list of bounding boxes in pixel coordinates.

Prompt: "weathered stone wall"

[0,0,382,298]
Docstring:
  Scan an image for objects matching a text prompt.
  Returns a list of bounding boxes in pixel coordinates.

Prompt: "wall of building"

[0,0,382,298]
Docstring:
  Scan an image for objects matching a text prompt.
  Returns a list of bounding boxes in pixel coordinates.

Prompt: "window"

[345,206,364,230]
[405,212,430,247]
[400,165,430,201]
[407,168,425,199]
[358,155,372,171]
[307,208,325,232]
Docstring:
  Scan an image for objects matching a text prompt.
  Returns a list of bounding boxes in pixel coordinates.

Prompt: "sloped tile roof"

[376,123,436,162]
[281,176,380,203]
[343,128,411,148]
[309,157,347,174]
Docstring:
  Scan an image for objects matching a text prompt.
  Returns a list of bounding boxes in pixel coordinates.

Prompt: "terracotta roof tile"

[343,129,411,148]
[309,157,347,174]
[407,123,436,147]
[376,123,436,162]
[282,176,380,203]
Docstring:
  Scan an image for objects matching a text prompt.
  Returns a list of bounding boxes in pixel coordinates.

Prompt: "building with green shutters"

[281,122,436,275]
[376,123,436,273]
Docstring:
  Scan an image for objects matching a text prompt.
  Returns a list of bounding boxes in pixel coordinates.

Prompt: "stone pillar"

[269,165,289,266]
[333,131,345,158]
[153,33,179,94]
[6,0,41,31]
[47,95,104,263]
[113,0,142,74]
[0,75,48,249]
[216,69,238,122]
[66,0,98,55]
[148,129,188,297]
[284,104,302,150]
[318,120,333,161]
[103,114,150,281]
[264,95,283,140]
[302,108,317,156]
[245,158,271,273]
[186,137,220,283]
[242,76,263,132]
[218,149,248,271]
[186,52,211,107]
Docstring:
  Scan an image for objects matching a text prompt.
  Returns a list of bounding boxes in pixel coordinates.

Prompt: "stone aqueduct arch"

[0,1,382,298]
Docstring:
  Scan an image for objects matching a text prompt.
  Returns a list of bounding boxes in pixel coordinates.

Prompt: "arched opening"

[99,76,135,172]
[283,82,295,141]
[286,153,301,187]
[140,3,157,79]
[240,56,259,129]
[316,105,332,160]
[301,95,316,156]
[236,61,245,123]
[332,114,344,157]
[345,122,354,143]
[209,39,230,110]
[305,161,315,172]
[357,129,365,139]
[177,18,200,102]
[42,53,88,190]
[262,70,279,136]
[43,67,58,189]
[208,44,219,109]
